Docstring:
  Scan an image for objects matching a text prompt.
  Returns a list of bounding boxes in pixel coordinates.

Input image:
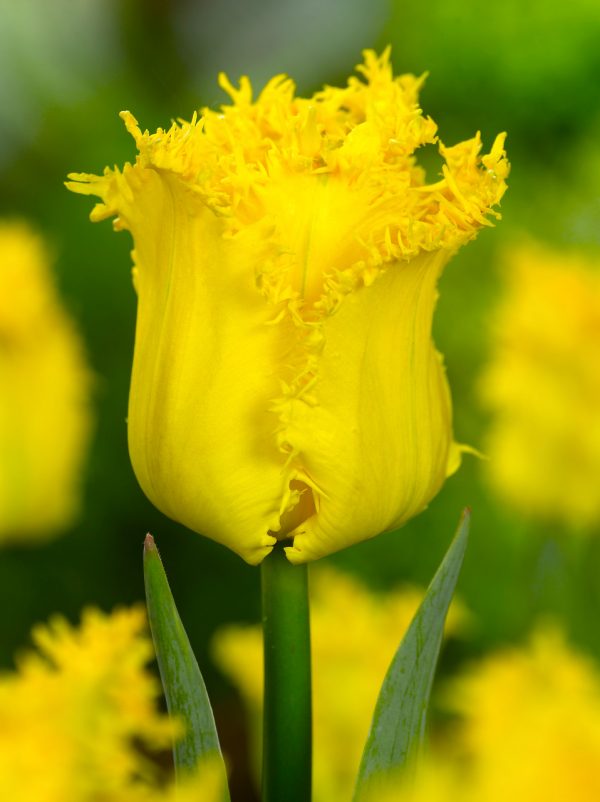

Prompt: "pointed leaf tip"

[144,532,157,554]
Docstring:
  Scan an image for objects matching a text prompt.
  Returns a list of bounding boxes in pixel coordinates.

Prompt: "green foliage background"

[1,0,599,795]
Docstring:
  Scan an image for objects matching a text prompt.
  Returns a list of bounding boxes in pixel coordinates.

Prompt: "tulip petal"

[284,250,457,563]
[115,171,292,563]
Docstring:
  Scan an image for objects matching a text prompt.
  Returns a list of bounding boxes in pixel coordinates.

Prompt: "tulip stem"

[261,543,312,802]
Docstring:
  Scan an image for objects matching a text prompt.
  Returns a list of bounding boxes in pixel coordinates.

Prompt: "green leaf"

[353,509,470,801]
[143,534,230,798]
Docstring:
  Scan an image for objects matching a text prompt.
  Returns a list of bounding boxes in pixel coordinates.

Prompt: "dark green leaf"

[353,510,470,800]
[143,534,230,799]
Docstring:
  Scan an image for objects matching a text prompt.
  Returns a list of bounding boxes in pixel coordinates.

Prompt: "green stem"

[261,543,312,802]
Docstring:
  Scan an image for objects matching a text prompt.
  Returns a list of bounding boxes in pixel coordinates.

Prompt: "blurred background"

[1,0,600,799]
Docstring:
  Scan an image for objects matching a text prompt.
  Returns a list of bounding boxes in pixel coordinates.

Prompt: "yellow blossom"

[108,758,228,802]
[447,627,600,802]
[368,627,600,802]
[68,49,507,564]
[0,221,92,543]
[0,605,229,802]
[212,566,466,802]
[0,606,181,801]
[359,760,464,802]
[479,242,600,530]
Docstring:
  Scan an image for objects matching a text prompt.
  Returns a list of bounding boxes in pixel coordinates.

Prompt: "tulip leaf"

[143,534,230,798]
[353,509,470,801]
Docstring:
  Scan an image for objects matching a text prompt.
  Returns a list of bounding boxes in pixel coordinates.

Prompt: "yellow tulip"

[445,627,600,802]
[0,221,92,542]
[480,243,600,530]
[0,605,228,802]
[0,607,176,801]
[358,627,600,802]
[67,49,508,564]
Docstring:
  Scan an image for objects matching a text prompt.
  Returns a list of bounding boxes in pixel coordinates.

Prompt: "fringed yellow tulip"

[0,222,92,543]
[68,49,507,564]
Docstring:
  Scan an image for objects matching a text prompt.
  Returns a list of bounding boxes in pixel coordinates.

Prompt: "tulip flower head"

[68,49,507,564]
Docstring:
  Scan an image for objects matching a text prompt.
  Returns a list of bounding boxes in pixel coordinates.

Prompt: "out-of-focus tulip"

[0,605,228,802]
[362,627,600,802]
[68,49,507,564]
[480,243,600,531]
[0,606,175,800]
[0,221,92,543]
[448,627,600,802]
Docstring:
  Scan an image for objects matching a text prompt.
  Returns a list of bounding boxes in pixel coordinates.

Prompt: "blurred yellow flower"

[111,758,228,802]
[0,605,227,802]
[368,627,600,802]
[0,606,173,800]
[212,566,467,802]
[359,760,463,802]
[68,49,507,564]
[0,221,92,543]
[447,626,600,802]
[480,243,600,530]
